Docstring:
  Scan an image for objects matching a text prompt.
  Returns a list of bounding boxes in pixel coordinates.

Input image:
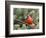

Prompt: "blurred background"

[13,8,39,30]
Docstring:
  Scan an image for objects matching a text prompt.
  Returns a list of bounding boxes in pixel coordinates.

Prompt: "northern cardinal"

[25,15,33,24]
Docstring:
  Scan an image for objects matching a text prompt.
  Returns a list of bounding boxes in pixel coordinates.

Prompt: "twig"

[15,19,30,25]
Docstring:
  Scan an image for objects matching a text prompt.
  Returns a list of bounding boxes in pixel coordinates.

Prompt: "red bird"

[25,15,33,24]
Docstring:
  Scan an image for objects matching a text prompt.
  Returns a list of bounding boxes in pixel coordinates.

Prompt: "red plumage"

[25,15,33,24]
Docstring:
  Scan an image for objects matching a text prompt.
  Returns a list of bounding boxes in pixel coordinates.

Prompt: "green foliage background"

[13,8,39,30]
